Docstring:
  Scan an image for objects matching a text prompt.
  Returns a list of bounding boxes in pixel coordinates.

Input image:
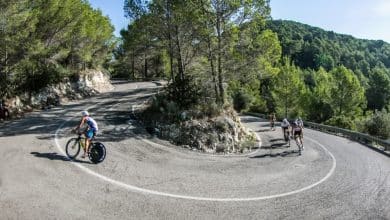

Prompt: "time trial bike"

[65,130,106,164]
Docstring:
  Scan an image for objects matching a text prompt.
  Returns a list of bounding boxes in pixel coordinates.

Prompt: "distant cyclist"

[281,118,291,142]
[269,113,276,131]
[74,111,98,158]
[291,120,303,148]
[295,117,304,128]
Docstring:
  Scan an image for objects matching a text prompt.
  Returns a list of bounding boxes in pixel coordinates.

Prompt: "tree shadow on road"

[240,117,265,123]
[30,152,91,164]
[249,150,299,158]
[261,142,290,149]
[256,128,271,132]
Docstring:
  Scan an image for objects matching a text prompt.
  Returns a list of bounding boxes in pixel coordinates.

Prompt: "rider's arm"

[75,117,86,130]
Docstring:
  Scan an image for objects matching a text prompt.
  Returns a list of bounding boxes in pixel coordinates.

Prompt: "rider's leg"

[300,134,304,149]
[82,130,92,158]
[85,138,91,154]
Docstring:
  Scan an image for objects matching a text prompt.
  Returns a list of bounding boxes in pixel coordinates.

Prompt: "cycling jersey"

[85,117,98,131]
[281,121,290,128]
[293,126,301,132]
[296,119,303,127]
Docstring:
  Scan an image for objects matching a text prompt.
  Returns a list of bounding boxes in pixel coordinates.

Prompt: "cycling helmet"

[283,118,288,123]
[81,110,89,116]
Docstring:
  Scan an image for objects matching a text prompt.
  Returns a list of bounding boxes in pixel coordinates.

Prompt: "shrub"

[232,89,253,112]
[248,97,267,113]
[326,115,356,130]
[166,75,201,109]
[202,102,222,118]
[363,109,390,139]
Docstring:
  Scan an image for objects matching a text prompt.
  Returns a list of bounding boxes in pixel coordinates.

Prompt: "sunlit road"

[0,81,389,219]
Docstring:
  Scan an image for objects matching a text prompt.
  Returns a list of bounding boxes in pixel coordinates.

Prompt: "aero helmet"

[81,110,89,116]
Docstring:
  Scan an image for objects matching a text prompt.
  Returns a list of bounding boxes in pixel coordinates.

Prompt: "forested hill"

[267,20,390,76]
[0,1,115,99]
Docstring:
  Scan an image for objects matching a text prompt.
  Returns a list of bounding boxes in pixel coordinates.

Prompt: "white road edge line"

[54,90,336,202]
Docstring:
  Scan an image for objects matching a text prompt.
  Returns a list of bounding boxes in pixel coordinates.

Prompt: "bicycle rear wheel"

[66,138,81,159]
[88,142,106,164]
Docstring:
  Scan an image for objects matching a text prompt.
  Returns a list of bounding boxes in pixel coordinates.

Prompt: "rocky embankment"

[2,70,113,117]
[143,109,259,154]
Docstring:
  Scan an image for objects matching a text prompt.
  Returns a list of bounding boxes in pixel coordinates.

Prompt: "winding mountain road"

[0,81,389,219]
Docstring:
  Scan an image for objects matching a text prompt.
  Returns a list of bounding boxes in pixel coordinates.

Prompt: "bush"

[363,109,390,139]
[248,97,267,113]
[202,102,222,118]
[232,89,253,112]
[166,75,201,109]
[326,115,356,130]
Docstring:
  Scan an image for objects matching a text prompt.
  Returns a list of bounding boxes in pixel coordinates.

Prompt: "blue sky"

[88,0,129,37]
[89,0,390,43]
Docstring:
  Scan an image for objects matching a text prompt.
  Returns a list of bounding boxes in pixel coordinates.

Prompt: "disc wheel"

[88,142,106,164]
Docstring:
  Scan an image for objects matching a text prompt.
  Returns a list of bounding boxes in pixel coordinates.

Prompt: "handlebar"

[72,128,85,136]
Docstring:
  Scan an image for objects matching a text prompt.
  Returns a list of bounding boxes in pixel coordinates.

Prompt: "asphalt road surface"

[0,81,389,219]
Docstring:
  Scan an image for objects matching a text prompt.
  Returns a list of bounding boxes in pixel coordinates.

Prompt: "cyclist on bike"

[74,111,98,158]
[291,120,303,148]
[281,118,290,141]
[269,113,276,131]
[295,117,304,128]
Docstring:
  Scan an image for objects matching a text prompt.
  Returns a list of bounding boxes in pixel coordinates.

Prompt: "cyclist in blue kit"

[74,111,99,158]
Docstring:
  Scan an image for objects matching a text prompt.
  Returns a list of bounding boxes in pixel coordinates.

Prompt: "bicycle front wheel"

[65,138,81,159]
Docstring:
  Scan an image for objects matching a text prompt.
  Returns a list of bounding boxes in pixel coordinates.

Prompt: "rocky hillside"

[142,107,259,154]
[2,70,113,117]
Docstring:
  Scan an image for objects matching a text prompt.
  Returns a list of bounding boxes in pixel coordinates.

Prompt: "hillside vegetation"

[3,1,390,140]
[115,3,390,138]
[0,0,115,100]
[267,20,390,74]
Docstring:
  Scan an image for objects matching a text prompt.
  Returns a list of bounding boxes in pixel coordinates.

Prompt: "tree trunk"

[175,25,184,80]
[216,10,224,104]
[166,0,175,82]
[131,52,135,79]
[207,36,218,100]
[144,54,148,79]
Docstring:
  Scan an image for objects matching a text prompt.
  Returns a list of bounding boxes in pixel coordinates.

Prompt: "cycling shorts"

[294,130,302,137]
[85,129,96,139]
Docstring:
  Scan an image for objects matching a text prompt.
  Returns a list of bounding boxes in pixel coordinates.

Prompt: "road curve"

[0,81,389,219]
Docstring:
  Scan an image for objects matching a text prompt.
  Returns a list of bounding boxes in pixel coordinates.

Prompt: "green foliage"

[232,89,254,113]
[328,66,366,117]
[227,80,267,113]
[363,109,390,139]
[166,76,202,109]
[267,20,390,75]
[326,115,356,130]
[366,67,390,110]
[248,97,267,113]
[305,68,333,122]
[198,102,222,118]
[121,0,275,105]
[272,57,306,118]
[0,0,115,97]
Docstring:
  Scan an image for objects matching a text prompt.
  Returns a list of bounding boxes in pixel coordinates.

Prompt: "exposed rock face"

[78,69,114,93]
[148,109,258,154]
[3,70,113,116]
